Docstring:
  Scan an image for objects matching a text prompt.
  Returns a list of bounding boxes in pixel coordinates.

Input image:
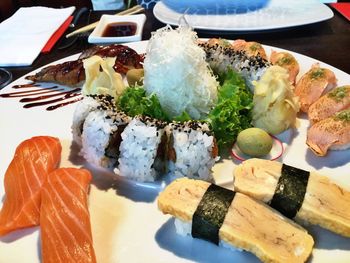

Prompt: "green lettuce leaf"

[173,111,192,122]
[117,86,170,121]
[207,69,253,149]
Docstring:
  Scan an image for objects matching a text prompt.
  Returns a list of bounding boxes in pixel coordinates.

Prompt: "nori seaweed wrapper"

[270,163,310,219]
[192,184,235,245]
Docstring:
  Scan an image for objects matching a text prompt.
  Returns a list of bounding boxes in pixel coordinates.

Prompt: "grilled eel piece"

[26,44,144,87]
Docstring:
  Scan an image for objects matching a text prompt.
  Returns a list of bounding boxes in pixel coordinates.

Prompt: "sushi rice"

[116,116,167,182]
[167,121,219,182]
[72,96,103,146]
[174,218,242,252]
[81,109,131,169]
[72,95,117,146]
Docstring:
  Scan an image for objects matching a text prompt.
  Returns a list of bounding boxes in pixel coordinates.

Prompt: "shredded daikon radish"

[143,26,218,119]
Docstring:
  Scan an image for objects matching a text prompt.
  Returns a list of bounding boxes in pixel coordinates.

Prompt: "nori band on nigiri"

[192,184,235,245]
[270,164,310,219]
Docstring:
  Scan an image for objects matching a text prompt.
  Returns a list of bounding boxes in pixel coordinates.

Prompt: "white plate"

[0,41,350,263]
[153,0,334,32]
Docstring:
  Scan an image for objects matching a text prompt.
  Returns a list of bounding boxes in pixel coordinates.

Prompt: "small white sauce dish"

[88,14,146,44]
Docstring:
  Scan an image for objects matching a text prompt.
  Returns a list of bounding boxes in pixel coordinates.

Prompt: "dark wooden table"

[3,6,350,82]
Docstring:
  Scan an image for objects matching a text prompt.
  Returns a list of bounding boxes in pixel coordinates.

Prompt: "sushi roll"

[167,121,219,182]
[81,108,131,169]
[116,116,168,182]
[199,40,270,91]
[234,159,350,237]
[158,178,314,263]
[72,94,117,146]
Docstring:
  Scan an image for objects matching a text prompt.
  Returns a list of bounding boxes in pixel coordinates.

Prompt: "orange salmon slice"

[0,136,62,236]
[40,168,96,263]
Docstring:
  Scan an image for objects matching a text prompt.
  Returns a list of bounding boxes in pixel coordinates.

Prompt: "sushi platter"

[0,33,349,263]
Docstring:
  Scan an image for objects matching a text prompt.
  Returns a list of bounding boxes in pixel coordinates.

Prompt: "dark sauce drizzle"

[20,88,80,103]
[13,84,41,89]
[0,83,82,111]
[1,86,62,98]
[47,96,83,111]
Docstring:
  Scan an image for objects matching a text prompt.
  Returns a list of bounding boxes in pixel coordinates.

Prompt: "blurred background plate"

[161,0,269,15]
[153,0,334,32]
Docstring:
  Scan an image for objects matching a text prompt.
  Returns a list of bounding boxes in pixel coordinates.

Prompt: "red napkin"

[41,15,74,53]
[330,3,350,21]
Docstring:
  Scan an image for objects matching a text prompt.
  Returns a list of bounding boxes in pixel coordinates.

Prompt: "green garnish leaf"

[218,39,231,48]
[334,109,350,122]
[277,56,293,66]
[207,69,253,149]
[249,43,261,52]
[328,86,349,102]
[173,111,192,122]
[117,86,170,121]
[310,68,325,79]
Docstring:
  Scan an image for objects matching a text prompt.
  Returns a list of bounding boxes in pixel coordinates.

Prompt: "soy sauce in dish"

[102,22,137,37]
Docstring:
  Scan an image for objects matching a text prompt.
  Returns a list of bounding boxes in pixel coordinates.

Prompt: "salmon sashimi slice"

[231,39,267,60]
[308,85,350,124]
[0,136,61,236]
[40,168,96,263]
[294,63,337,112]
[307,109,350,156]
[270,50,300,85]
